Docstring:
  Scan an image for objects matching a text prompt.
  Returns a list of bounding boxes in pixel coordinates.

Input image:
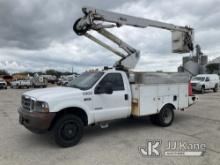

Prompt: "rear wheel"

[201,86,205,94]
[53,115,84,147]
[151,106,174,127]
[213,84,218,92]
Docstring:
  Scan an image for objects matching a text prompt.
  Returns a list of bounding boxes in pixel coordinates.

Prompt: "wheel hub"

[62,123,77,139]
[163,109,172,124]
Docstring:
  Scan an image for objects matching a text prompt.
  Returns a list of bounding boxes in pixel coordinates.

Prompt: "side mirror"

[94,85,102,94]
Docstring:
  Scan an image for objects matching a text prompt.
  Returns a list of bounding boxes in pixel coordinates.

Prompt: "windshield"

[67,72,104,90]
[192,77,205,81]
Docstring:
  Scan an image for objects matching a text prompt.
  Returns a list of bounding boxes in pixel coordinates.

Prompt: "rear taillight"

[188,82,193,96]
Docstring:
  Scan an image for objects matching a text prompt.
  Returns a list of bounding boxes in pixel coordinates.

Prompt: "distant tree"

[45,69,61,77]
[17,71,35,76]
[45,69,79,78]
[36,71,44,75]
[0,69,9,75]
[62,71,74,76]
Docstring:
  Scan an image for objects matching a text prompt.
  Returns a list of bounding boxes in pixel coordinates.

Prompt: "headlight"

[34,101,49,112]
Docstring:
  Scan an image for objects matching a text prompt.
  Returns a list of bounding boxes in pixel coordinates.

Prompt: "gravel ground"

[0,88,220,165]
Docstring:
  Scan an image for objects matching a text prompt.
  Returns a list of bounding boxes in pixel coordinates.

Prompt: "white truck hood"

[23,87,82,102]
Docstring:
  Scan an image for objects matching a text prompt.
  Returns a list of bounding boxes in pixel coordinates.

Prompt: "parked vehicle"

[31,74,48,88]
[18,7,196,147]
[191,74,219,93]
[0,80,7,89]
[57,75,77,86]
[57,79,69,86]
[61,80,69,86]
[11,80,31,89]
[42,75,57,84]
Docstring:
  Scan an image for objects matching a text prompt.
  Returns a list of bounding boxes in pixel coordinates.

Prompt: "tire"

[153,106,174,127]
[201,86,205,94]
[213,84,218,92]
[53,115,84,147]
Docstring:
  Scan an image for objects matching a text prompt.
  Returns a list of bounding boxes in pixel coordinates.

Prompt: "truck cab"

[18,70,132,146]
[66,70,132,123]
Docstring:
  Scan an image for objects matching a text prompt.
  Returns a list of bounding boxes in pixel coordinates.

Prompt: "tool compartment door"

[139,85,158,116]
[178,84,188,108]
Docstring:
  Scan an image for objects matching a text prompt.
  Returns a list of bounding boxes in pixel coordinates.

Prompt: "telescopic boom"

[73,7,194,70]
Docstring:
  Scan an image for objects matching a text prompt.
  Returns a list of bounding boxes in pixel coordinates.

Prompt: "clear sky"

[0,0,219,73]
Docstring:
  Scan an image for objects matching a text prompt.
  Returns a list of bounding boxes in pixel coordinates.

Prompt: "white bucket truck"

[18,7,197,147]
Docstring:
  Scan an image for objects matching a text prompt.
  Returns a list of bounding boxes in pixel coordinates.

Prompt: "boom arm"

[73,7,194,70]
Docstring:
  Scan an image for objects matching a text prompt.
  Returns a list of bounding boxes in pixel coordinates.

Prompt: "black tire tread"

[53,115,84,147]
[213,84,218,92]
[150,106,174,127]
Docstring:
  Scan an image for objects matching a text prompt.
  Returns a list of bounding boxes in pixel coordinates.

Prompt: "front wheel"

[151,106,174,127]
[53,115,84,147]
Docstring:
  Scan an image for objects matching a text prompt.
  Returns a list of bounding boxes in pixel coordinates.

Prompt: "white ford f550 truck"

[18,7,197,147]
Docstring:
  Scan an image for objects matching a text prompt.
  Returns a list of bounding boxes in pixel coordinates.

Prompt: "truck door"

[205,77,211,89]
[93,73,130,122]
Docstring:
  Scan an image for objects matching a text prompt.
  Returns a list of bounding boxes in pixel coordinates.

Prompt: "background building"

[206,57,220,75]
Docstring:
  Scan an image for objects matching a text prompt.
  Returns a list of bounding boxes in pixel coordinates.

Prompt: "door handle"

[124,94,128,100]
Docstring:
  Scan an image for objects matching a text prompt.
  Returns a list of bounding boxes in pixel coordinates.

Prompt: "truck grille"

[22,96,33,111]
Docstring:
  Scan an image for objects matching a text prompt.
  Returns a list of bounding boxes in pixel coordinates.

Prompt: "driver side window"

[98,73,125,91]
